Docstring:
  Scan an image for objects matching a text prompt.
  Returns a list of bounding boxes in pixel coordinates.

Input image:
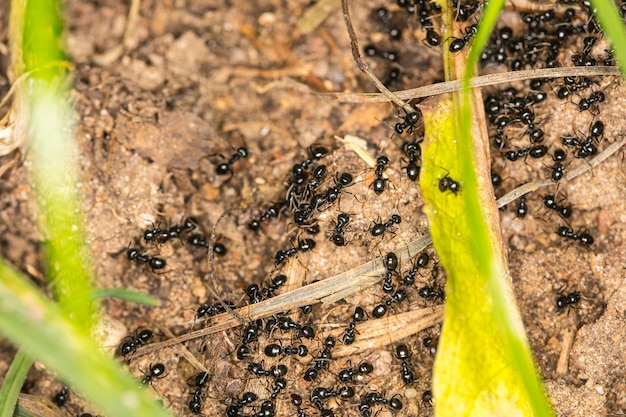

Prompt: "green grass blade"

[0,260,174,417]
[591,0,626,75]
[92,288,161,306]
[0,349,34,417]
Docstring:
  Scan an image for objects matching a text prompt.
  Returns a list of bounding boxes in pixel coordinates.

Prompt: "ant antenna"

[206,207,245,325]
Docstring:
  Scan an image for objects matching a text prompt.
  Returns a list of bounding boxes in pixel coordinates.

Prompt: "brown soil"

[0,1,624,417]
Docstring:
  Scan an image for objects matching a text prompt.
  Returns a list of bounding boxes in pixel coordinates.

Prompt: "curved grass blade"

[0,259,173,417]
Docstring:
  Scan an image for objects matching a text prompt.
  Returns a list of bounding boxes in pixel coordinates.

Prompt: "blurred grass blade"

[17,0,95,334]
[591,0,626,74]
[0,349,33,417]
[0,259,174,417]
[93,288,161,306]
[418,1,554,415]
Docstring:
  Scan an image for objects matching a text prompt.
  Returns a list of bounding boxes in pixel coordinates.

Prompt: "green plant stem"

[20,0,96,334]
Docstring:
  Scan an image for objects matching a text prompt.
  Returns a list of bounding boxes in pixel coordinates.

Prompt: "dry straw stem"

[332,305,444,358]
[556,325,577,376]
[91,0,141,66]
[330,66,622,103]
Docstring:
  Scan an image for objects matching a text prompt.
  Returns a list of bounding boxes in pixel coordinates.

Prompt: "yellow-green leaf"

[419,93,554,417]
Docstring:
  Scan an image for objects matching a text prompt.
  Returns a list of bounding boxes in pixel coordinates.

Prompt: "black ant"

[438,173,461,194]
[311,385,355,404]
[372,289,408,318]
[361,392,403,411]
[52,385,70,407]
[293,195,323,226]
[561,120,602,159]
[270,377,287,400]
[261,274,288,299]
[371,155,390,195]
[395,343,415,384]
[315,336,335,370]
[503,145,548,161]
[215,146,249,176]
[303,336,336,382]
[266,315,310,337]
[248,362,288,379]
[543,194,573,218]
[241,321,262,345]
[556,226,594,247]
[118,328,154,357]
[374,7,402,40]
[454,0,480,21]
[323,172,353,205]
[290,164,329,208]
[548,148,567,182]
[291,394,308,417]
[418,283,444,301]
[258,400,277,417]
[341,306,367,345]
[330,213,350,246]
[234,321,262,361]
[236,344,251,361]
[295,146,329,174]
[384,66,402,88]
[141,363,166,385]
[371,214,401,237]
[264,343,308,358]
[491,171,502,188]
[338,360,374,382]
[195,301,232,320]
[557,76,592,100]
[248,201,287,231]
[381,252,400,293]
[515,195,528,218]
[589,119,604,139]
[424,26,442,47]
[422,389,433,405]
[578,90,606,113]
[274,238,317,265]
[403,252,430,286]
[394,112,420,134]
[423,336,438,355]
[402,141,421,182]
[449,24,478,52]
[572,35,598,67]
[187,371,209,415]
[226,392,258,417]
[364,44,398,62]
[246,284,264,304]
[187,234,227,256]
[127,248,166,271]
[556,291,581,310]
[143,218,196,244]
